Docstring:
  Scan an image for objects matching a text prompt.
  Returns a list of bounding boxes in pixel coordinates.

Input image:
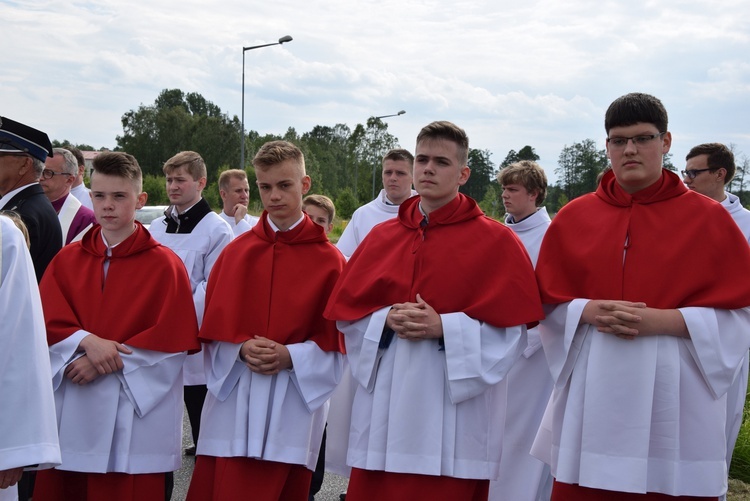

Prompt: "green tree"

[142,175,168,205]
[335,188,358,220]
[479,184,501,220]
[461,148,495,202]
[117,89,241,181]
[555,139,609,202]
[499,145,540,168]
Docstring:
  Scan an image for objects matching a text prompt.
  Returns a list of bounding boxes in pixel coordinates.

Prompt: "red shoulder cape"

[199,212,346,352]
[536,169,750,308]
[325,194,544,327]
[41,222,200,352]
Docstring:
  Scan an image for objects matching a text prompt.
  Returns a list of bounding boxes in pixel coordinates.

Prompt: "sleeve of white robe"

[287,340,344,412]
[0,220,61,472]
[339,307,527,405]
[193,224,233,324]
[538,300,591,389]
[681,306,750,400]
[116,347,187,418]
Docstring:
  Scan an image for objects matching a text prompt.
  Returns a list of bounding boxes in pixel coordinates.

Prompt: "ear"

[301,175,312,195]
[717,168,727,183]
[136,192,148,209]
[198,177,207,191]
[457,166,471,186]
[661,131,672,155]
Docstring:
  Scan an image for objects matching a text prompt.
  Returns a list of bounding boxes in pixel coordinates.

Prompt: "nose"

[623,138,638,154]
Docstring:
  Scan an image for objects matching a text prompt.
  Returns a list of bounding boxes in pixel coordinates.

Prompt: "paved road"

[172,412,349,500]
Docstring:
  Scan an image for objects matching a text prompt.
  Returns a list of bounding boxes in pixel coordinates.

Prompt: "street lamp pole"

[240,35,293,169]
[371,110,406,199]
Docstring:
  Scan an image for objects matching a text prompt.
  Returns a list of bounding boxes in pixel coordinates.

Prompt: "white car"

[135,205,169,229]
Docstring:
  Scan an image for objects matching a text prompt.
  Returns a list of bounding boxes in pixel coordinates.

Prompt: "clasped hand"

[240,336,292,375]
[386,293,443,341]
[65,334,132,385]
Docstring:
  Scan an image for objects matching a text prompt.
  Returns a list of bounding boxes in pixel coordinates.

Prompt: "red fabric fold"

[199,213,345,352]
[41,222,200,353]
[536,169,750,309]
[325,194,544,328]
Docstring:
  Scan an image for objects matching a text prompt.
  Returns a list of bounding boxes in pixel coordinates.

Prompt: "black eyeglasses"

[681,168,715,179]
[606,133,665,149]
[41,169,73,180]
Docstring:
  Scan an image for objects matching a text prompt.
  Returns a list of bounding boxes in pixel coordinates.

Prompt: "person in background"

[41,148,96,245]
[0,116,62,282]
[65,146,93,211]
[683,142,750,500]
[490,160,553,501]
[218,169,259,236]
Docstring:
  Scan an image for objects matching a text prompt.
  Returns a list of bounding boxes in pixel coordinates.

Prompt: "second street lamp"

[240,35,293,169]
[371,110,406,199]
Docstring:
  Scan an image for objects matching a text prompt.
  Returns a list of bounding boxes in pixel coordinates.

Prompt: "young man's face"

[414,138,470,211]
[40,154,74,203]
[382,158,413,205]
[220,176,250,215]
[606,122,671,194]
[256,159,311,230]
[683,154,724,202]
[303,204,333,234]
[502,183,537,220]
[166,165,206,213]
[91,173,147,238]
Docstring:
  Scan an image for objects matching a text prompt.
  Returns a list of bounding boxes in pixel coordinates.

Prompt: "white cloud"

[1,0,749,182]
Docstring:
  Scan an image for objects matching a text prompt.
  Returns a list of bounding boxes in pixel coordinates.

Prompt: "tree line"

[53,88,750,220]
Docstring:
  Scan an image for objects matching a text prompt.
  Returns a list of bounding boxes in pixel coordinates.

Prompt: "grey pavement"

[172,410,349,500]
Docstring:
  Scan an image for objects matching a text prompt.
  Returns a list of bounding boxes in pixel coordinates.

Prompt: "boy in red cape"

[531,93,750,500]
[34,152,200,501]
[325,121,544,501]
[186,141,345,501]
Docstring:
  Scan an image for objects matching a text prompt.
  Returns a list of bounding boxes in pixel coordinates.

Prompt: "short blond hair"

[252,140,305,175]
[302,194,335,224]
[163,151,207,180]
[498,160,548,206]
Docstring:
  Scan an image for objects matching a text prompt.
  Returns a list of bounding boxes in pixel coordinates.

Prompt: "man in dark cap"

[0,116,62,281]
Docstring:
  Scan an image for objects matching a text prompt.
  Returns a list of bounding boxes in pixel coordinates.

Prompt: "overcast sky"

[2,0,749,185]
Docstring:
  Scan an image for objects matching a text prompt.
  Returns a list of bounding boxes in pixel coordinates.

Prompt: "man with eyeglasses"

[41,148,97,245]
[532,93,750,500]
[0,116,62,283]
[684,142,750,499]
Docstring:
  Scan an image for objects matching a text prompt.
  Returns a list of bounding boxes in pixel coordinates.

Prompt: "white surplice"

[531,299,750,497]
[149,211,233,385]
[197,340,343,470]
[490,207,553,501]
[218,210,259,237]
[0,217,61,501]
[339,307,526,479]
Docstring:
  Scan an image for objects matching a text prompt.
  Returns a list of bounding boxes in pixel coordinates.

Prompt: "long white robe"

[0,217,60,501]
[335,189,416,259]
[326,188,416,477]
[722,191,750,481]
[197,340,343,470]
[531,300,750,497]
[490,207,553,501]
[149,211,233,385]
[49,331,187,473]
[218,210,259,237]
[339,307,526,479]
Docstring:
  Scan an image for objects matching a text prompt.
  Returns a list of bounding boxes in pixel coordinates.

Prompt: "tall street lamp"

[371,110,406,199]
[240,35,293,169]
